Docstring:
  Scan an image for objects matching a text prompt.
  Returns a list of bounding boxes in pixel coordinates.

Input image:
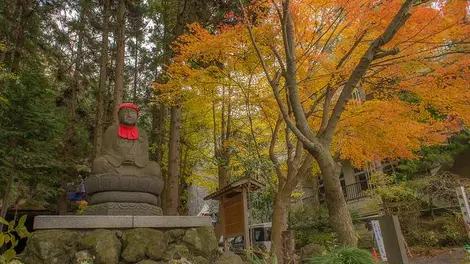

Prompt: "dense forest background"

[0,0,245,216]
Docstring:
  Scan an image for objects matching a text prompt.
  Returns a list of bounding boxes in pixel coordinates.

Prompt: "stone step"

[33,215,212,230]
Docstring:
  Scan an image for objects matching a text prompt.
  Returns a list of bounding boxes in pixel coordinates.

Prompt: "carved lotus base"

[83,202,163,216]
[85,173,164,196]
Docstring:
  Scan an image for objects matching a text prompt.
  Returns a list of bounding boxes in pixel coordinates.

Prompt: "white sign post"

[456,186,470,239]
[371,220,387,261]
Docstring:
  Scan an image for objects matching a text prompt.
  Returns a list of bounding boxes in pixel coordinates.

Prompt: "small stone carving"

[85,103,164,215]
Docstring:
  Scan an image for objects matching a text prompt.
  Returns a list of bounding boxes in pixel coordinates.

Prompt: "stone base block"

[22,227,220,264]
[33,215,212,229]
[84,202,163,216]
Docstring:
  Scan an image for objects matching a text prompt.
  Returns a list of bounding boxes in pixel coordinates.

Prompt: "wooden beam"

[221,196,228,252]
[242,184,250,250]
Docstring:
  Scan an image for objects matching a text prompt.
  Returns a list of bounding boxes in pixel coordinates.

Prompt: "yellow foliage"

[154,0,470,183]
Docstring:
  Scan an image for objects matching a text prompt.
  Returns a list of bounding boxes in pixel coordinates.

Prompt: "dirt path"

[409,248,466,264]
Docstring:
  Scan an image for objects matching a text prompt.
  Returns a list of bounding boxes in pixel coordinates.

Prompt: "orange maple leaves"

[156,0,470,168]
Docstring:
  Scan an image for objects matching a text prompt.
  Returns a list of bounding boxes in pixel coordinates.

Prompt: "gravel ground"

[409,248,466,264]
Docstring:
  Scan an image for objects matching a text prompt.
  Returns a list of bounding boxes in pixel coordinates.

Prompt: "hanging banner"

[371,220,387,261]
[456,186,470,239]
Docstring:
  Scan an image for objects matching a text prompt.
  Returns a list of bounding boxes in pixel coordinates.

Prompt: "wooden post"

[282,230,296,264]
[242,184,250,250]
[221,196,228,251]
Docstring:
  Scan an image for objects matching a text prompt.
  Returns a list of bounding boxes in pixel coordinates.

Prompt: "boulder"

[79,229,121,264]
[182,226,218,257]
[215,251,243,264]
[164,244,190,260]
[22,230,80,264]
[121,228,167,262]
[74,250,94,264]
[300,243,325,262]
[165,229,185,243]
[135,260,162,264]
[193,256,209,264]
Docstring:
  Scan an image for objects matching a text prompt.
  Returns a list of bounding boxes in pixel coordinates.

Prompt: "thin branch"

[270,116,286,184]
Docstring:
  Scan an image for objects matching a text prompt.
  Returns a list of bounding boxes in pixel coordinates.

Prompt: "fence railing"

[302,180,374,205]
[343,180,373,201]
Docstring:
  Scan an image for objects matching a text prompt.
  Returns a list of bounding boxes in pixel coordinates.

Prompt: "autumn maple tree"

[158,0,469,261]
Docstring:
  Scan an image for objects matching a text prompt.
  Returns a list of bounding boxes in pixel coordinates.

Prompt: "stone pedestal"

[84,173,164,216]
[23,216,219,264]
[84,202,163,216]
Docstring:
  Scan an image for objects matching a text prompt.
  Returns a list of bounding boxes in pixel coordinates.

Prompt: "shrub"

[0,215,30,264]
[308,246,376,264]
[288,206,337,249]
[407,214,467,247]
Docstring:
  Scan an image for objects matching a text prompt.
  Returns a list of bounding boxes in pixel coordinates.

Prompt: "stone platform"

[23,216,221,264]
[33,215,212,229]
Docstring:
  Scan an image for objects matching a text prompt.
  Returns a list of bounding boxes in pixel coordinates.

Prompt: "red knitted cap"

[119,103,139,113]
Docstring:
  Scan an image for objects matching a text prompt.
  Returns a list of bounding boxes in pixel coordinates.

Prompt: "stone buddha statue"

[85,103,164,215]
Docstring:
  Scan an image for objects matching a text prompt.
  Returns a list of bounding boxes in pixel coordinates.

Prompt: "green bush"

[288,206,337,249]
[308,246,376,264]
[406,214,467,247]
[0,215,30,264]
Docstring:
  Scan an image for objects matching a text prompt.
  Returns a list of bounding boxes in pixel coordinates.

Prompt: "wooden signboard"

[204,177,265,251]
[223,194,244,237]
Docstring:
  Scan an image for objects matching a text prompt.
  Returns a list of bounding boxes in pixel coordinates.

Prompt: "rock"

[121,228,167,262]
[79,229,121,264]
[164,244,190,260]
[22,230,80,264]
[193,256,209,264]
[135,260,161,264]
[300,243,325,262]
[166,229,185,243]
[182,226,218,257]
[215,251,243,264]
[74,250,94,264]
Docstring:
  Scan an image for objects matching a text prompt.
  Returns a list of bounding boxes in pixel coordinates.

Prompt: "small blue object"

[67,192,85,201]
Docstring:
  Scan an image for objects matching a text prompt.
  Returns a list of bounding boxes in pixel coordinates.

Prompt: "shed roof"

[204,176,265,201]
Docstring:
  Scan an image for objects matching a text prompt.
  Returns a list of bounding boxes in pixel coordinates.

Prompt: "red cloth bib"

[118,124,139,140]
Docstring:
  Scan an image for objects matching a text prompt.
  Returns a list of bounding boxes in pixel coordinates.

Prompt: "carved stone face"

[118,108,138,126]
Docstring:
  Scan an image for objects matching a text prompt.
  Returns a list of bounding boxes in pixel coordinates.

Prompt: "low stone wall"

[21,226,219,264]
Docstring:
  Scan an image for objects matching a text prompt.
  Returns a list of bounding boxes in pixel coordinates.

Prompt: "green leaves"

[17,226,30,239]
[0,215,29,263]
[0,217,8,226]
[3,248,17,262]
[7,221,15,232]
[0,233,4,247]
[18,214,27,228]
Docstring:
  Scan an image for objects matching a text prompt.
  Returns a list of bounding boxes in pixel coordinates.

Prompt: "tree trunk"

[60,2,86,214]
[310,176,320,211]
[113,0,125,123]
[151,103,167,166]
[133,36,139,102]
[316,150,357,246]
[272,191,289,264]
[302,172,320,211]
[165,105,181,215]
[282,230,296,264]
[163,0,186,216]
[8,0,23,73]
[0,171,14,226]
[93,0,109,160]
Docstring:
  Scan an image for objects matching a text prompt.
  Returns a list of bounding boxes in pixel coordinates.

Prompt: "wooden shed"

[204,177,264,250]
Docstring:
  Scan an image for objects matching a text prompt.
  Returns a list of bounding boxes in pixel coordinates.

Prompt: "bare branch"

[270,45,286,75]
[373,47,400,60]
[270,116,286,183]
